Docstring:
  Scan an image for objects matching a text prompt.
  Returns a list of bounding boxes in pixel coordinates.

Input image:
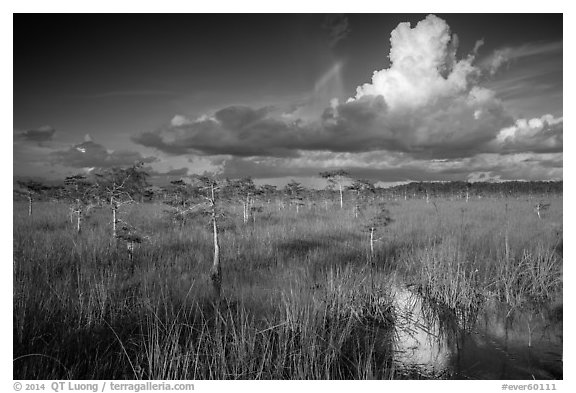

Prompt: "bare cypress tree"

[92,162,149,241]
[259,184,277,206]
[284,179,305,213]
[196,176,223,298]
[362,203,394,258]
[534,201,550,219]
[320,170,350,209]
[115,219,150,268]
[64,174,98,234]
[163,179,202,227]
[159,174,225,298]
[348,178,376,218]
[227,177,257,224]
[15,180,49,216]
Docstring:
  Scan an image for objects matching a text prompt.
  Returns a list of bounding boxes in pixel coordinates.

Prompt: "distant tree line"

[14,173,562,209]
[385,180,562,201]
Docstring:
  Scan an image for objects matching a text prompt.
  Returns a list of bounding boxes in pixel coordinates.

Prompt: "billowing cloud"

[333,14,514,158]
[494,114,562,154]
[134,15,517,160]
[321,87,511,158]
[51,139,156,169]
[133,105,308,157]
[132,14,561,183]
[353,15,476,109]
[14,125,56,143]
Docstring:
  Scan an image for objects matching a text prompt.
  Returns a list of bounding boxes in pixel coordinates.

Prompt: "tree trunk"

[112,206,117,240]
[243,197,249,224]
[127,241,134,263]
[339,184,343,209]
[245,195,250,224]
[209,185,221,299]
[210,209,221,298]
[370,228,375,257]
[28,196,32,217]
[76,211,82,234]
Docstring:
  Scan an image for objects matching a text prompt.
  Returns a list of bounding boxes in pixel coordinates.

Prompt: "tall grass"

[13,196,562,379]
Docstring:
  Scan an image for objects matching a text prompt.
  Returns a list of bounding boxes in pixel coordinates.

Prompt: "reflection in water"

[392,285,454,375]
[391,285,563,379]
[454,299,563,379]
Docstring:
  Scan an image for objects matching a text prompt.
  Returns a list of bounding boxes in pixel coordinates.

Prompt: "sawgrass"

[13,196,562,379]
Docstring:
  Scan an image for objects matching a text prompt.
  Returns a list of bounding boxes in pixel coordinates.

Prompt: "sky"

[13,13,563,187]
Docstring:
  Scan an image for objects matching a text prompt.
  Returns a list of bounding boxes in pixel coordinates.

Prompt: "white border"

[4,2,572,391]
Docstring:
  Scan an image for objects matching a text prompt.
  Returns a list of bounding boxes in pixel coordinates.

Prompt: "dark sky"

[14,14,563,186]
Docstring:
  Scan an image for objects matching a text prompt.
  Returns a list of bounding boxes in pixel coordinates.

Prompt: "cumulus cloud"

[467,171,502,182]
[171,115,193,127]
[353,15,477,109]
[133,13,560,180]
[51,138,156,169]
[494,114,562,154]
[134,15,517,160]
[14,125,56,143]
[321,87,511,158]
[133,105,309,157]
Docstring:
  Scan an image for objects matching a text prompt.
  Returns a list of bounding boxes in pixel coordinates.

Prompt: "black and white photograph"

[10,5,566,385]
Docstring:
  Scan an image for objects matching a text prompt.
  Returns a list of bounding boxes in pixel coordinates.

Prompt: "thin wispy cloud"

[75,90,178,99]
[322,14,351,48]
[50,136,157,169]
[481,41,562,76]
[14,125,56,143]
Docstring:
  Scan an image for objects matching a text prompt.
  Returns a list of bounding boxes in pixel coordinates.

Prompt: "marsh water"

[392,285,563,379]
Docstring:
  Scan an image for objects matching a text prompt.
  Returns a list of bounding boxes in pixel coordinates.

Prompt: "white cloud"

[134,15,519,160]
[170,114,193,127]
[133,14,561,183]
[495,114,562,153]
[327,14,512,158]
[467,171,502,182]
[351,14,480,111]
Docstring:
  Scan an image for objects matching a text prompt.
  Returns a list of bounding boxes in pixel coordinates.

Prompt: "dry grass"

[13,196,562,379]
